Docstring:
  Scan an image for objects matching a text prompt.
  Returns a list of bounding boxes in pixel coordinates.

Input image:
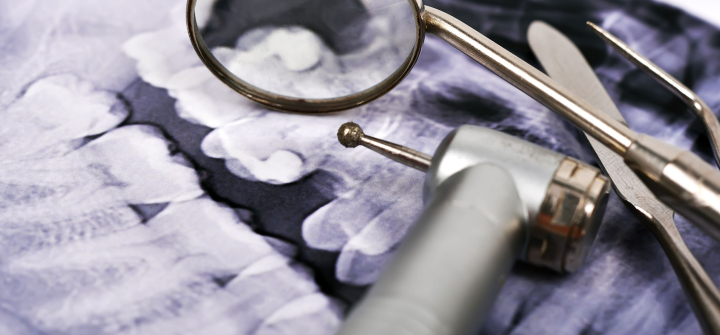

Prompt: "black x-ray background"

[2,0,720,334]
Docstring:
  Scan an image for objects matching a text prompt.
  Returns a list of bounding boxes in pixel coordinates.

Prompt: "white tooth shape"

[230,27,325,72]
[78,125,204,204]
[125,1,585,286]
[167,67,261,128]
[254,293,343,335]
[0,0,179,108]
[316,169,424,285]
[123,1,262,129]
[301,200,351,251]
[0,75,128,161]
[121,0,214,89]
[199,111,352,184]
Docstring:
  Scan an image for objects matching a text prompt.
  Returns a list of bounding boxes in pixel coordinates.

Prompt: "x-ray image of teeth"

[0,75,342,334]
[3,0,720,334]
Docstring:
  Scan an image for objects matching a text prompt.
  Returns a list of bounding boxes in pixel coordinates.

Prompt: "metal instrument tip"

[586,21,609,39]
[336,122,432,172]
[337,122,364,148]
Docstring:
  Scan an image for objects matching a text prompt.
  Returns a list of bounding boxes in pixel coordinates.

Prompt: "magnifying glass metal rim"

[186,0,426,113]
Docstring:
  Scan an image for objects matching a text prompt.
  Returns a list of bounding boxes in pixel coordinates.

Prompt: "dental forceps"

[529,21,720,334]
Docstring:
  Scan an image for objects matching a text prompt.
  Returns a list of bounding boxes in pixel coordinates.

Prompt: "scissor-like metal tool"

[529,21,720,335]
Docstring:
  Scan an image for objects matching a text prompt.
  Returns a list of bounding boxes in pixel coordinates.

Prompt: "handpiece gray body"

[336,125,610,335]
[339,164,524,335]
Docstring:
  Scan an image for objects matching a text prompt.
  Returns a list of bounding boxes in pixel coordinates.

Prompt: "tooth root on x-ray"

[0,102,335,332]
[2,198,341,334]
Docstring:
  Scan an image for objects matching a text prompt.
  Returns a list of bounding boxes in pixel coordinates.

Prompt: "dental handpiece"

[335,122,610,335]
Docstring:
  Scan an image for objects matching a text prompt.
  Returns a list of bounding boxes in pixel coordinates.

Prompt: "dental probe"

[335,122,610,335]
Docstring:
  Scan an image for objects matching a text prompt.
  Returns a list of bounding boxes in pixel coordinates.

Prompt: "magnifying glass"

[186,0,423,112]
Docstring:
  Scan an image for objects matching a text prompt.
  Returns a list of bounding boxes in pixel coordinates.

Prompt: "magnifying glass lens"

[195,0,418,101]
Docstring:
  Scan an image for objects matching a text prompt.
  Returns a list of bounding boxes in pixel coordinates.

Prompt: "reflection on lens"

[196,0,417,100]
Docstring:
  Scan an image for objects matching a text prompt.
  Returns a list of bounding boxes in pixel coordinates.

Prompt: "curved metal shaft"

[361,135,432,172]
[587,22,720,169]
[423,7,720,242]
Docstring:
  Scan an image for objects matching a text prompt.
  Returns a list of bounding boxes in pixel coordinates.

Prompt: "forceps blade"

[528,21,720,335]
[587,22,720,169]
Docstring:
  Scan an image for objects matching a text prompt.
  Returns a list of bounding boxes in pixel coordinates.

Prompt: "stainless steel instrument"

[187,0,720,241]
[334,122,610,335]
[528,21,720,335]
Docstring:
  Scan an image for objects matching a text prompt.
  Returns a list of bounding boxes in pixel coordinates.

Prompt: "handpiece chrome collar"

[425,125,610,273]
[529,158,610,273]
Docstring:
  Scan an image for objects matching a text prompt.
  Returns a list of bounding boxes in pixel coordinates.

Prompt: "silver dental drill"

[334,122,610,335]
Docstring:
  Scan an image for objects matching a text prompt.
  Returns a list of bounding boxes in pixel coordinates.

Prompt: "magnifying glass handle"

[336,163,526,335]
